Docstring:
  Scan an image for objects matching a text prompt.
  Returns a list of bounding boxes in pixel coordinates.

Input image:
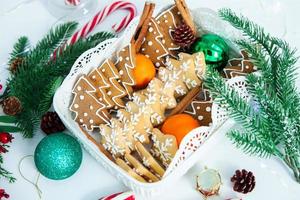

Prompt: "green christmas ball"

[191,34,229,69]
[34,132,82,180]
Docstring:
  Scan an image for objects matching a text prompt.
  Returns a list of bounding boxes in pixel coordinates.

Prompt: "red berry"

[0,145,8,153]
[0,188,10,199]
[0,132,14,144]
[0,84,2,91]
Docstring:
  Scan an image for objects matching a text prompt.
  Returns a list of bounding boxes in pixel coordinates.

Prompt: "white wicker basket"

[53,5,249,199]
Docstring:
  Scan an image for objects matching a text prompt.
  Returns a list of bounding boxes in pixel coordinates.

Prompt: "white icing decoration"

[152,134,173,165]
[77,86,82,91]
[89,119,94,124]
[148,41,153,46]
[149,27,153,32]
[80,95,84,100]
[107,91,112,96]
[84,112,88,117]
[198,115,204,120]
[206,106,211,112]
[74,104,79,108]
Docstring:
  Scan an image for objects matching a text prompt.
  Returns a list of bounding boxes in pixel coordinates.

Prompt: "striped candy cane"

[68,1,137,45]
[99,191,135,200]
[65,0,81,6]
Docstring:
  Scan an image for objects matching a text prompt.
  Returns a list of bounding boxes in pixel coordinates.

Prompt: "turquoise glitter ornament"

[34,132,82,180]
[191,34,229,70]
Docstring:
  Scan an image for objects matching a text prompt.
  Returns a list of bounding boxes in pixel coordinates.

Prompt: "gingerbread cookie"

[125,101,140,114]
[116,109,131,123]
[222,50,256,79]
[99,121,130,158]
[184,84,213,126]
[151,128,178,167]
[135,141,165,178]
[115,44,136,98]
[140,17,170,68]
[155,5,181,57]
[116,158,146,182]
[98,59,126,109]
[88,68,115,108]
[130,106,152,144]
[70,75,110,131]
[124,153,160,182]
[164,57,188,97]
[165,52,206,89]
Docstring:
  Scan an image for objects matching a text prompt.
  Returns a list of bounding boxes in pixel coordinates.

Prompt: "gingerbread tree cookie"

[70,75,110,131]
[155,5,181,56]
[184,84,213,126]
[98,59,127,109]
[115,44,136,98]
[151,128,178,168]
[165,52,206,89]
[88,68,115,109]
[221,50,256,79]
[140,18,170,68]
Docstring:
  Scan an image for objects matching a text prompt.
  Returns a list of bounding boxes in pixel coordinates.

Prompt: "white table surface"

[1,0,300,199]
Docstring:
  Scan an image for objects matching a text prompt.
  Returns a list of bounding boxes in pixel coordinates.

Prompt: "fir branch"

[205,69,277,154]
[219,8,296,96]
[0,166,16,183]
[48,32,115,77]
[205,69,267,134]
[19,22,78,72]
[228,130,281,158]
[86,32,115,46]
[9,36,30,64]
[0,153,16,183]
[246,73,284,143]
[213,8,300,182]
[6,27,114,138]
[38,76,63,113]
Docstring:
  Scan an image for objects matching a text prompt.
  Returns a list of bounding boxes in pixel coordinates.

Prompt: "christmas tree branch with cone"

[0,22,114,138]
[205,9,300,183]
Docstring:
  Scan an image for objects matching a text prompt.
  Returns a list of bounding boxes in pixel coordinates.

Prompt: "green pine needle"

[9,36,30,64]
[19,22,78,73]
[228,130,281,158]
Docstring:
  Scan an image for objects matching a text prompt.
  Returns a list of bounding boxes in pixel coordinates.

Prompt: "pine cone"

[1,96,22,116]
[40,111,66,134]
[172,23,196,48]
[10,57,23,73]
[231,169,256,194]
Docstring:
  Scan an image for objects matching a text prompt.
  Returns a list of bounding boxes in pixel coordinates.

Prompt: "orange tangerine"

[161,114,200,145]
[133,54,156,89]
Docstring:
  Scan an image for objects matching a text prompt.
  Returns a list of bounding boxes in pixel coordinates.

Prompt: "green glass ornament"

[191,34,229,69]
[34,132,82,180]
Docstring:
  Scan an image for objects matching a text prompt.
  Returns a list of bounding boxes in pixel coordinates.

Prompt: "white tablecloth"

[1,0,300,199]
